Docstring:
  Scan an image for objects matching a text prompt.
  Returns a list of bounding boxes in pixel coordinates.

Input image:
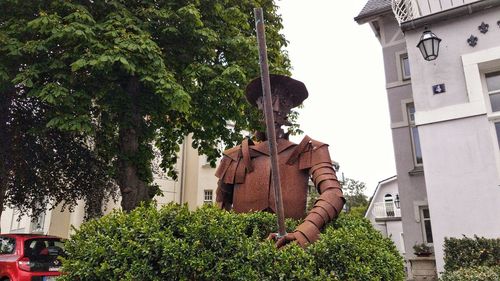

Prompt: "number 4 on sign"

[432,84,446,94]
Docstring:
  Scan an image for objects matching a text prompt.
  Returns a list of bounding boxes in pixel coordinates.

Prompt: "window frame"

[30,211,46,234]
[462,48,500,183]
[395,51,411,82]
[10,209,24,232]
[485,70,500,114]
[203,189,213,205]
[384,194,395,217]
[419,207,434,245]
[400,53,411,81]
[406,103,423,167]
[483,70,500,151]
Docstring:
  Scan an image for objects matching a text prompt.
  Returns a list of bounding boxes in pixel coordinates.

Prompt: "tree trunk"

[118,77,150,211]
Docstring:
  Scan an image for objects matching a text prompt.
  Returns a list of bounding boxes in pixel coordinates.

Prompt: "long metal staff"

[254,8,286,237]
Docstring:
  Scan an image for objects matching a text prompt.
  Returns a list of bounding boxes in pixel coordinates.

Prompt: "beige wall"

[182,134,201,209]
[181,134,219,209]
[0,134,219,238]
[47,204,72,239]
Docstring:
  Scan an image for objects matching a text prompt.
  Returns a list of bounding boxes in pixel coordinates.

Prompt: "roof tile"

[355,0,392,22]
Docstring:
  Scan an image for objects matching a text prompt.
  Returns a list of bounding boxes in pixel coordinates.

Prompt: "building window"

[30,212,46,233]
[10,209,24,232]
[401,53,411,80]
[486,71,500,112]
[384,194,395,216]
[204,190,213,204]
[495,122,500,149]
[485,71,500,149]
[407,103,423,165]
[420,207,433,244]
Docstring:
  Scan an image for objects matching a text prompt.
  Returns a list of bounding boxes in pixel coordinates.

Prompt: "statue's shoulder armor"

[223,145,241,160]
[215,138,254,184]
[286,135,331,170]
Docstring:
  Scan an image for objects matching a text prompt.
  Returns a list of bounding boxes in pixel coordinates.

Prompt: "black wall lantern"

[394,195,401,209]
[417,29,441,61]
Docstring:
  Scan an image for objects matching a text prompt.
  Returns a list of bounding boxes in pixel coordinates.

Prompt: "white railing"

[392,0,481,24]
[372,202,401,219]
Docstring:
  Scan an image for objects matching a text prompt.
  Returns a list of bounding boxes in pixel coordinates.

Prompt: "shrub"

[311,213,405,280]
[443,236,500,272]
[440,266,500,281]
[61,204,404,281]
[347,205,368,218]
[413,242,432,255]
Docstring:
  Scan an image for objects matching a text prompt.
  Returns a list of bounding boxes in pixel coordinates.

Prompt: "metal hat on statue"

[245,74,308,108]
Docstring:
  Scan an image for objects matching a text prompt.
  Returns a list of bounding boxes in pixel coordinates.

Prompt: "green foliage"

[343,178,368,209]
[413,242,432,255]
[311,214,405,281]
[0,89,116,219]
[440,266,500,281]
[1,0,291,211]
[348,205,368,218]
[443,236,500,272]
[61,204,404,281]
[306,184,319,211]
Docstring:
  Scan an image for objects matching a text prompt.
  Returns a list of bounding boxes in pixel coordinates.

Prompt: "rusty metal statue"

[215,74,345,248]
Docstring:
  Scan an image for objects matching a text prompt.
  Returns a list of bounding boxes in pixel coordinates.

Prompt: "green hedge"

[61,204,404,281]
[443,236,500,272]
[440,266,500,281]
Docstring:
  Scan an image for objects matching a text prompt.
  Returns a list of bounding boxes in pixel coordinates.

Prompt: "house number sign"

[432,84,446,94]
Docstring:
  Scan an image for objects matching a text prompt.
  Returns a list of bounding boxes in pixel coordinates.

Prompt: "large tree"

[1,0,290,212]
[0,86,117,221]
[1,25,117,221]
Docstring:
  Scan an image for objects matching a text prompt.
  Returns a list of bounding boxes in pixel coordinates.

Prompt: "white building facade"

[356,0,500,275]
[365,176,405,256]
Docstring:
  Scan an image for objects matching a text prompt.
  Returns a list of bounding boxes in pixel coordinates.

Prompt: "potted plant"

[413,242,433,257]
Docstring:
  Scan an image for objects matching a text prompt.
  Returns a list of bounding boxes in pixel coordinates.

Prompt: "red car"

[0,234,64,281]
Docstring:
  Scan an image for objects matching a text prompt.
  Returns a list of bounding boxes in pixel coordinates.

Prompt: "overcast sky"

[277,1,396,195]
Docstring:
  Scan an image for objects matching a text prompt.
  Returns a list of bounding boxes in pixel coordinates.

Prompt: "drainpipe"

[401,0,500,32]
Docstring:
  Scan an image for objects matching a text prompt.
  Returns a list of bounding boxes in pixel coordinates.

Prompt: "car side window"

[0,236,16,254]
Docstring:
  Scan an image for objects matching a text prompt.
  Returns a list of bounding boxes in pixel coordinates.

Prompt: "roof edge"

[354,5,392,24]
[401,0,500,31]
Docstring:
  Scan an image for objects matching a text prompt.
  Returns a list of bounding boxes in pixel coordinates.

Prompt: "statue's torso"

[217,136,334,220]
[231,142,309,219]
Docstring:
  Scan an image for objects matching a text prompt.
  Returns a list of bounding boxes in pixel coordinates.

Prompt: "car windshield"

[24,238,64,258]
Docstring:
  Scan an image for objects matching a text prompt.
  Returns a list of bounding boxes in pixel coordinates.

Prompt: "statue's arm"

[294,145,345,247]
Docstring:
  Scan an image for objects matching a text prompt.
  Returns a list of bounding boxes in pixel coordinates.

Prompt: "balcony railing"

[392,0,481,24]
[372,202,401,219]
